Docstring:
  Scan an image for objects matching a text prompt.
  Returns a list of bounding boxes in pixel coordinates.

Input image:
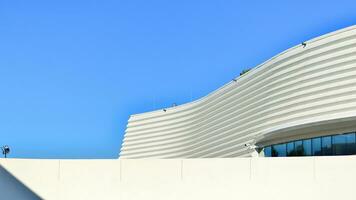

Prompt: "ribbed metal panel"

[120,25,356,158]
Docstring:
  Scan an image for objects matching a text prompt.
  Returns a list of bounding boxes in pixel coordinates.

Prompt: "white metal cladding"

[120,25,356,159]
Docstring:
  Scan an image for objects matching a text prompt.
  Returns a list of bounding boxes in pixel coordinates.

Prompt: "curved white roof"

[121,25,356,158]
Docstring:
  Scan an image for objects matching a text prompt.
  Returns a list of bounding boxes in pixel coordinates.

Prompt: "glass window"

[264,146,271,157]
[312,137,322,156]
[263,131,356,157]
[345,133,356,155]
[303,139,312,156]
[321,136,332,155]
[272,144,286,157]
[295,140,304,156]
[287,142,295,156]
[333,134,347,155]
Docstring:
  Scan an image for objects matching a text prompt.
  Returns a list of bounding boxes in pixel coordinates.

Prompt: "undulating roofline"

[121,25,356,159]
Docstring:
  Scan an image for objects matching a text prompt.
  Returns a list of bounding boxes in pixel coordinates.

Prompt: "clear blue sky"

[0,0,355,158]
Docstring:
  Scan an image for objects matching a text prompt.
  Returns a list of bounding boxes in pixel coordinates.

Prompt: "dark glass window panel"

[295,140,304,156]
[333,134,347,155]
[303,139,312,156]
[312,137,322,156]
[345,133,356,155]
[271,145,278,157]
[287,142,295,156]
[272,144,286,157]
[321,136,332,155]
[264,146,272,157]
[265,132,356,157]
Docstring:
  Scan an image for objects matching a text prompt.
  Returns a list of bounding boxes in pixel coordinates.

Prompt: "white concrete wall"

[0,157,356,200]
[0,165,41,199]
[121,25,356,158]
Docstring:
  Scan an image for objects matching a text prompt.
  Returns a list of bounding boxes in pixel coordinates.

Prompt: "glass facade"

[272,143,286,157]
[264,132,356,157]
[311,138,321,156]
[286,142,295,156]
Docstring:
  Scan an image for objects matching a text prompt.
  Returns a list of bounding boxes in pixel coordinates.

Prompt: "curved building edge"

[120,25,356,158]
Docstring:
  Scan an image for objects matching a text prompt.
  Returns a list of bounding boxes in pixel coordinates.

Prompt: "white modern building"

[1,26,356,200]
[121,25,356,159]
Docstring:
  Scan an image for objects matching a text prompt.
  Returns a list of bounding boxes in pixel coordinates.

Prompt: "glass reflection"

[295,140,304,156]
[345,133,356,155]
[272,144,286,157]
[321,136,332,156]
[264,132,356,157]
[287,142,295,156]
[333,134,347,155]
[303,139,312,156]
[312,138,321,156]
[264,146,271,157]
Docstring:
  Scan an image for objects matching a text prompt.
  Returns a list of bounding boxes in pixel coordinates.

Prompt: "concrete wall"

[0,165,41,199]
[0,156,355,199]
[121,25,356,158]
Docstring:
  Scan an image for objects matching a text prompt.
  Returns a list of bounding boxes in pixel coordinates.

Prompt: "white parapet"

[0,156,355,199]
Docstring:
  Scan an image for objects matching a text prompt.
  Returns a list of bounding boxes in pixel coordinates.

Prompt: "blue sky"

[0,0,355,158]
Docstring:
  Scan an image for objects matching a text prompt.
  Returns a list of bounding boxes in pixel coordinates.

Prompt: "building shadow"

[0,164,43,200]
